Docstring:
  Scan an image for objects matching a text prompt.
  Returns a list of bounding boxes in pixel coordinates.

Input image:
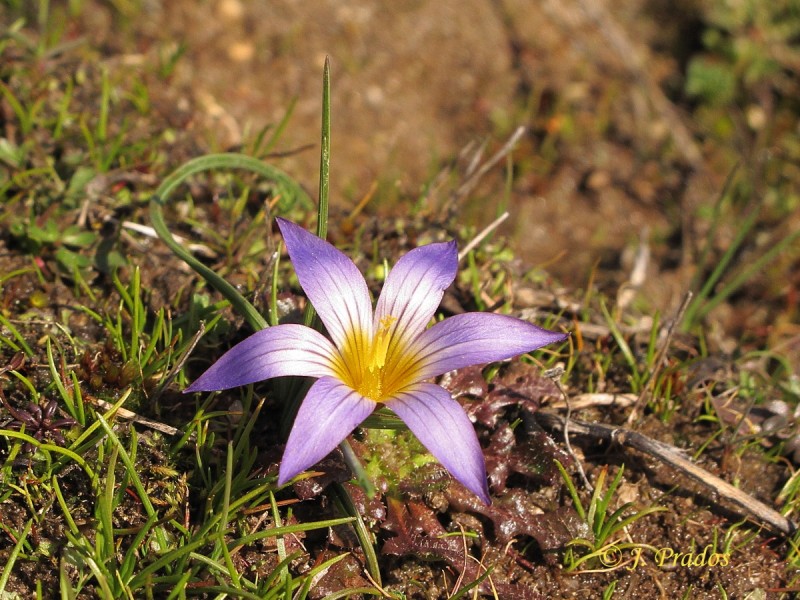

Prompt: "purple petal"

[277,218,373,350]
[185,324,339,392]
[385,382,490,504]
[374,241,457,360]
[278,376,375,485]
[409,313,568,380]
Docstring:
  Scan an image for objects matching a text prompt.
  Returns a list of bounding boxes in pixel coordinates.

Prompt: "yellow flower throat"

[337,315,417,401]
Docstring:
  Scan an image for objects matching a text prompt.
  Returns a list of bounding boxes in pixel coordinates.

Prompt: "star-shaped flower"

[186,218,566,503]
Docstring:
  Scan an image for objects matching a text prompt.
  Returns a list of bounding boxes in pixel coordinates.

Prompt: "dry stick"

[536,411,797,536]
[626,290,693,427]
[463,138,489,180]
[616,228,650,312]
[122,221,218,258]
[548,392,637,412]
[92,398,183,437]
[347,180,378,221]
[457,211,510,262]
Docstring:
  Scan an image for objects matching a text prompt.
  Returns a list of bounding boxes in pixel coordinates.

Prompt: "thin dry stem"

[458,211,510,262]
[537,410,797,536]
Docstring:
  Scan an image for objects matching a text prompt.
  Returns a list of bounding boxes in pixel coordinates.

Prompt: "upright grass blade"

[316,56,331,242]
[97,443,119,563]
[46,339,86,426]
[95,417,169,553]
[283,56,332,432]
[330,482,381,585]
[216,442,241,589]
[680,163,800,331]
[682,206,759,331]
[555,459,586,521]
[269,490,289,585]
[0,311,34,357]
[253,96,297,158]
[0,518,32,594]
[599,300,641,392]
[301,55,331,332]
[689,226,800,325]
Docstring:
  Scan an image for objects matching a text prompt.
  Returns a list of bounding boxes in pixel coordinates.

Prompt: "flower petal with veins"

[374,240,457,360]
[279,377,376,485]
[185,324,340,392]
[277,218,373,351]
[385,382,490,503]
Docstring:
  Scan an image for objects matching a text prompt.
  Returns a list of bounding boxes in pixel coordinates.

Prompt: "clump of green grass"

[556,461,665,573]
[0,279,368,598]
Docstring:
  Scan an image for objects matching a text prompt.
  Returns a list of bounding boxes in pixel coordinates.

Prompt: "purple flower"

[186,218,566,503]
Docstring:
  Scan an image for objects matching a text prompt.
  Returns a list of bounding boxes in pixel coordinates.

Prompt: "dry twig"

[537,410,797,536]
[458,211,510,262]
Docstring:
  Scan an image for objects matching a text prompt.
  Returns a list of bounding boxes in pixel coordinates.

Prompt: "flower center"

[359,315,395,399]
[337,315,418,402]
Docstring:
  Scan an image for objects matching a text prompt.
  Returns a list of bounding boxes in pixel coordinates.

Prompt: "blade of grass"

[217,442,241,589]
[47,338,86,426]
[227,516,356,548]
[0,429,95,480]
[255,550,304,595]
[555,459,586,521]
[691,226,800,324]
[63,531,117,599]
[53,476,80,536]
[269,489,288,586]
[599,300,640,391]
[0,518,33,594]
[689,163,739,293]
[258,96,297,157]
[95,416,169,553]
[119,513,160,583]
[330,482,381,586]
[97,443,119,562]
[316,56,331,242]
[268,242,282,327]
[682,205,759,330]
[0,312,34,357]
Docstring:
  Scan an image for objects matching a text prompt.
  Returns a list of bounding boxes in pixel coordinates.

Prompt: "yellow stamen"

[369,315,396,371]
[337,315,417,402]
